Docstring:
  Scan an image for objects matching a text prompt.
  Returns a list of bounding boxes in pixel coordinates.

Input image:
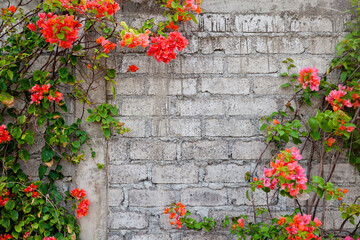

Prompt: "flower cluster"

[232,218,244,229]
[59,0,120,18]
[0,234,12,240]
[0,125,11,144]
[36,13,81,49]
[255,147,308,197]
[71,188,86,200]
[298,67,321,92]
[24,183,40,198]
[29,84,63,105]
[128,65,139,72]
[120,30,151,49]
[343,236,360,240]
[325,84,359,111]
[0,190,10,207]
[278,214,322,240]
[164,202,187,229]
[147,31,188,63]
[329,187,348,201]
[166,0,202,21]
[96,36,117,53]
[1,5,16,14]
[71,188,90,219]
[43,237,57,240]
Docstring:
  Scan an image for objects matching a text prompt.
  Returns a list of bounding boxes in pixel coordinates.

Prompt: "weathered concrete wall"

[98,0,360,239]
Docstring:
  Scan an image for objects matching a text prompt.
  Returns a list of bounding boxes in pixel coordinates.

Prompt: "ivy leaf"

[41,148,54,162]
[39,165,47,180]
[72,141,81,149]
[19,150,30,161]
[5,200,15,210]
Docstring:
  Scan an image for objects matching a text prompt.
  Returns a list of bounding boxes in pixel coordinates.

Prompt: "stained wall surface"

[72,0,359,239]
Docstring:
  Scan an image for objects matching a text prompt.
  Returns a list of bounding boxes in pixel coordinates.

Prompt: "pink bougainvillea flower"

[298,67,321,91]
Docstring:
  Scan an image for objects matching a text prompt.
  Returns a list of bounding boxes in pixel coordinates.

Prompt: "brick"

[228,56,278,74]
[177,99,225,116]
[279,56,333,74]
[116,118,146,138]
[130,140,177,160]
[253,76,293,95]
[108,165,147,184]
[205,119,255,137]
[148,77,197,96]
[181,188,227,206]
[128,189,176,206]
[174,56,224,74]
[204,164,251,183]
[108,211,147,229]
[200,14,231,32]
[182,235,227,240]
[311,163,357,184]
[200,36,251,55]
[324,211,359,231]
[130,234,171,240]
[121,97,168,116]
[255,37,305,54]
[308,37,337,54]
[152,164,199,183]
[182,140,228,160]
[108,188,124,207]
[235,14,285,32]
[200,77,250,95]
[232,141,272,160]
[108,140,128,162]
[289,16,333,32]
[152,118,201,137]
[229,187,267,206]
[229,97,278,116]
[108,77,145,95]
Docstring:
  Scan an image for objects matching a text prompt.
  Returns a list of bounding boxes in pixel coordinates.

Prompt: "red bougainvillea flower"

[37,13,81,49]
[43,237,57,240]
[23,232,30,239]
[0,233,12,240]
[298,67,321,91]
[76,198,90,219]
[71,188,86,200]
[30,84,63,105]
[147,31,188,64]
[27,23,36,31]
[166,21,179,31]
[24,183,40,198]
[8,5,16,13]
[128,65,139,72]
[277,214,322,240]
[327,137,335,147]
[237,218,244,228]
[0,125,11,144]
[59,0,120,18]
[0,196,9,207]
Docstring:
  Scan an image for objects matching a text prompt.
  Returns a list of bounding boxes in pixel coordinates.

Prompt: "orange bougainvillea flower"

[169,212,176,219]
[327,137,335,147]
[343,189,348,194]
[8,5,16,13]
[273,119,280,125]
[164,207,169,214]
[128,65,139,72]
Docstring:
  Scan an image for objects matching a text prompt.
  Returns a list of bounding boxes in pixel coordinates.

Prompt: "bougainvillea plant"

[163,0,360,239]
[0,0,201,239]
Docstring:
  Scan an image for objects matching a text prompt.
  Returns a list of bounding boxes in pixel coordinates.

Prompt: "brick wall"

[73,0,360,239]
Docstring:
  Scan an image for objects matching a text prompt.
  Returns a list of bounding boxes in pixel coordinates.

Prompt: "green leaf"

[59,68,69,78]
[110,106,118,116]
[351,0,358,7]
[310,131,321,141]
[0,92,14,107]
[17,115,26,125]
[73,44,83,52]
[309,117,318,131]
[37,116,46,127]
[5,200,15,210]
[72,141,81,149]
[86,114,96,122]
[260,123,268,131]
[19,150,30,161]
[280,83,291,88]
[104,128,111,139]
[39,165,47,180]
[41,148,54,162]
[188,13,198,24]
[12,127,22,139]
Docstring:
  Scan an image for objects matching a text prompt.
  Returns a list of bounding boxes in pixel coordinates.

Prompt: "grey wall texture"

[69,0,360,239]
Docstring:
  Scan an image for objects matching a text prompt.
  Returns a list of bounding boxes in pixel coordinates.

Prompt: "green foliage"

[86,104,130,139]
